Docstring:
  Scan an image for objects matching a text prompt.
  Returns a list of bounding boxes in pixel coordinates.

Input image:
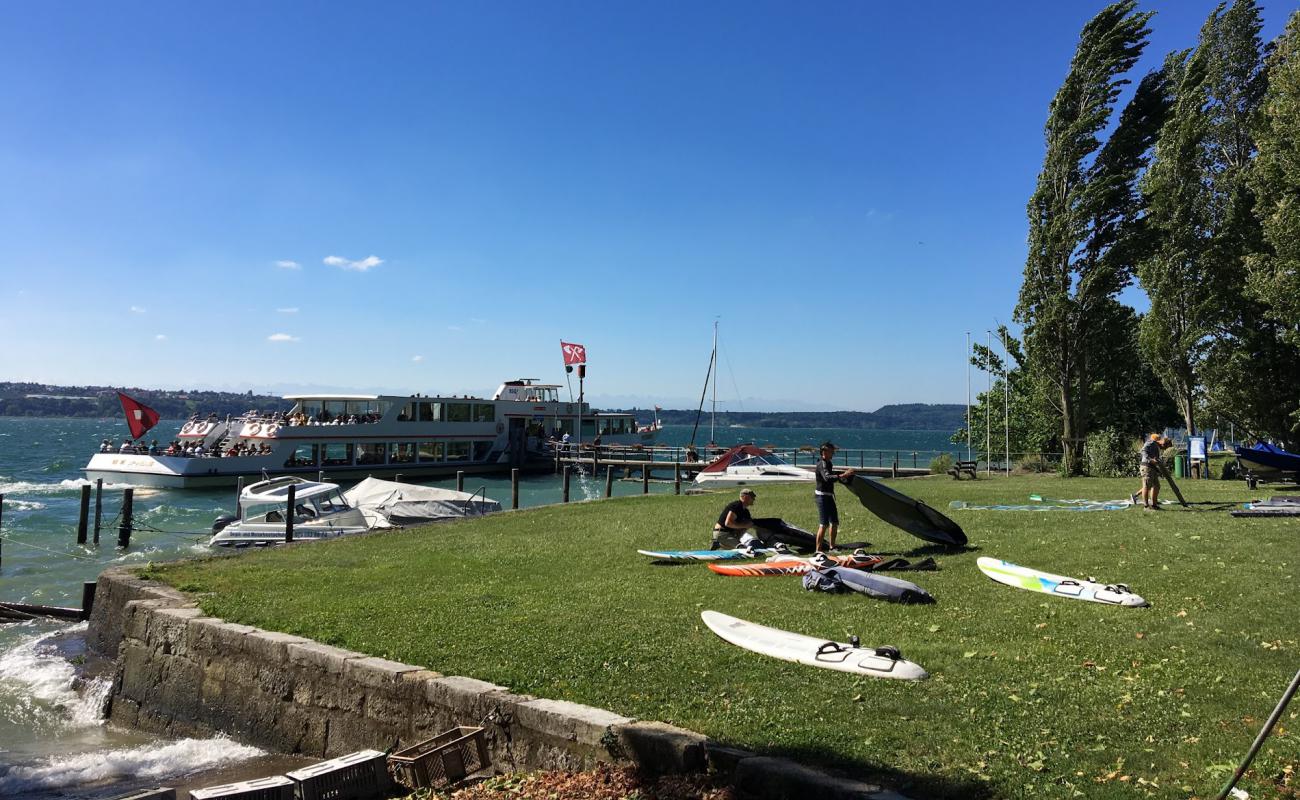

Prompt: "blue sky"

[0,2,1291,411]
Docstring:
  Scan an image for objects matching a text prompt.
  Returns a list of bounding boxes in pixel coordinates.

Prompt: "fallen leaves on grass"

[417,764,744,800]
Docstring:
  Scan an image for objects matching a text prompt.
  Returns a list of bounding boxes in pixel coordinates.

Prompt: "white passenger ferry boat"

[84,379,660,488]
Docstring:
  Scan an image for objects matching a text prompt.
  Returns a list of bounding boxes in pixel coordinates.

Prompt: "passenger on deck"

[100,439,112,453]
[148,440,159,455]
[119,439,134,454]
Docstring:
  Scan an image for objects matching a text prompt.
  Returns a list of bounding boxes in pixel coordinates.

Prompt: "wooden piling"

[674,462,681,495]
[605,466,614,498]
[235,476,244,512]
[562,467,571,503]
[511,469,520,510]
[80,581,97,621]
[93,478,103,544]
[285,483,295,543]
[642,464,649,494]
[117,488,134,549]
[456,471,465,493]
[1,493,5,570]
[891,459,898,479]
[77,484,91,544]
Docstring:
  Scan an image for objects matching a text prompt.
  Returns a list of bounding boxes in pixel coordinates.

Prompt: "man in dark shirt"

[814,441,855,552]
[712,488,758,550]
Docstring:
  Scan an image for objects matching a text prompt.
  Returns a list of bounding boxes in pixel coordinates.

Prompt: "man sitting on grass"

[712,488,758,550]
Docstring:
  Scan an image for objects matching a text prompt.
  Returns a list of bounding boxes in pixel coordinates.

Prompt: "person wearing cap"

[712,488,758,550]
[1136,434,1172,510]
[814,441,855,552]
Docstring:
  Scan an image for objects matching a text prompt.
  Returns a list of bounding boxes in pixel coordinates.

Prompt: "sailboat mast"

[710,320,718,444]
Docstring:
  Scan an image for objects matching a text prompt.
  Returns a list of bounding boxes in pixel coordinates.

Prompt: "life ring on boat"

[247,423,262,436]
[496,422,505,434]
[265,424,279,437]
[181,422,195,434]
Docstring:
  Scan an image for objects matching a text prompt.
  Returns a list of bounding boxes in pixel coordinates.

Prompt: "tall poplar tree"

[1015,1,1156,474]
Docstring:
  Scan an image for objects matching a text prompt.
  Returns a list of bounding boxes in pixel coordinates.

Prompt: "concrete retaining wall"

[88,566,905,799]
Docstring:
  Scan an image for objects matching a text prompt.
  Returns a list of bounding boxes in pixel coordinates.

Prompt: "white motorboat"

[343,477,502,528]
[209,477,370,547]
[86,378,660,488]
[692,445,816,487]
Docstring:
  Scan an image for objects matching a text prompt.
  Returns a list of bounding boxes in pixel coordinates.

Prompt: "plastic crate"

[189,776,295,800]
[287,750,390,800]
[387,726,491,790]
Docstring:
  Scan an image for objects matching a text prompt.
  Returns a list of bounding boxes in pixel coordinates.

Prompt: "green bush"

[929,453,954,474]
[1084,428,1137,478]
[1015,454,1058,473]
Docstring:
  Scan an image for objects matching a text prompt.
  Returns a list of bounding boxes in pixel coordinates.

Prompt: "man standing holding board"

[1136,434,1172,509]
[814,441,855,552]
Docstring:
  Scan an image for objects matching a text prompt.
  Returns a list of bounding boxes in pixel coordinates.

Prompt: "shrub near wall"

[1084,428,1137,478]
[930,453,954,474]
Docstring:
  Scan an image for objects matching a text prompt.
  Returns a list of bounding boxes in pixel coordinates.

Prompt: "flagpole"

[986,330,992,475]
[965,331,971,463]
[1002,327,1010,477]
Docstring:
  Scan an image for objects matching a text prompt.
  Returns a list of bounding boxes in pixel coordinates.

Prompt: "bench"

[948,460,978,480]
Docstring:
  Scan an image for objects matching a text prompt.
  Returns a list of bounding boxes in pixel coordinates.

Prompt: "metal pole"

[1002,328,1011,477]
[711,320,718,445]
[965,331,972,463]
[285,483,295,543]
[1215,668,1300,800]
[93,479,103,544]
[986,330,992,474]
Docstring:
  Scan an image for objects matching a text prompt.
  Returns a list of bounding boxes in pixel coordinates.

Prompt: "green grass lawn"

[151,475,1298,799]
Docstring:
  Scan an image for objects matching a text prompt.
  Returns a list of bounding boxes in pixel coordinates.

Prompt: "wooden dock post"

[642,464,649,494]
[77,484,91,544]
[93,478,103,544]
[891,458,898,479]
[285,483,295,543]
[674,462,681,495]
[604,466,614,498]
[117,488,134,549]
[80,581,97,621]
[562,467,571,503]
[1,493,5,570]
[456,471,465,493]
[511,469,520,510]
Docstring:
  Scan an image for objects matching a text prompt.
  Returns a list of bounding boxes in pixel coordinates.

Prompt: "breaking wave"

[0,736,264,793]
[0,624,103,729]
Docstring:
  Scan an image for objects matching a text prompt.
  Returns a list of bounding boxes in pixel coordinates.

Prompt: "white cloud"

[324,254,383,272]
[412,355,424,362]
[130,306,146,314]
[275,260,301,270]
[154,334,167,341]
[276,307,299,314]
[267,333,301,343]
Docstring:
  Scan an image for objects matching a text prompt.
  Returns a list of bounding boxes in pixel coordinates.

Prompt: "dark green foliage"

[929,452,954,474]
[1016,2,1160,474]
[0,382,288,419]
[1083,427,1137,477]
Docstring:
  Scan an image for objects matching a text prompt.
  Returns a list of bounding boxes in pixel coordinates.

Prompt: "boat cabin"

[239,477,353,526]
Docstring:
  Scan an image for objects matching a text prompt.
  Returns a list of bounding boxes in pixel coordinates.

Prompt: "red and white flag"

[560,341,587,365]
[117,392,161,440]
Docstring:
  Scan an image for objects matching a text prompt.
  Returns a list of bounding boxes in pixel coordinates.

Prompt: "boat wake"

[0,736,264,795]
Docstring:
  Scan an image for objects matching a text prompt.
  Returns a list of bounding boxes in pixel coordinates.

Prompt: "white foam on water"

[0,625,87,716]
[0,736,264,793]
[3,499,47,511]
[0,479,142,496]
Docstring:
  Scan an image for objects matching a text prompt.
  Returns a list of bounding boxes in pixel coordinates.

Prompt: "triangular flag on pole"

[117,392,161,440]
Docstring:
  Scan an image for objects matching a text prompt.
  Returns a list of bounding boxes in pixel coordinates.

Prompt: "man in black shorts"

[814,441,855,552]
[712,488,758,549]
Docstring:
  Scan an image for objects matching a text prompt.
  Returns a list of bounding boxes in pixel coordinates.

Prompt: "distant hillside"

[627,404,965,431]
[1,383,963,431]
[0,382,289,419]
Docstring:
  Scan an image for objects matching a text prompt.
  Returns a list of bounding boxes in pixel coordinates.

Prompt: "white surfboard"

[700,610,929,680]
[976,557,1149,607]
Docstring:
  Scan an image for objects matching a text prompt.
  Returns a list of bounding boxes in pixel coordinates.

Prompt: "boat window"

[322,443,353,466]
[473,403,495,422]
[418,442,444,462]
[446,441,471,461]
[581,420,596,436]
[399,402,416,422]
[315,489,349,513]
[284,444,318,468]
[446,403,472,423]
[390,443,417,463]
[555,419,574,437]
[355,443,386,465]
[473,441,493,461]
[298,400,323,420]
[243,501,287,523]
[418,402,441,422]
[325,400,348,420]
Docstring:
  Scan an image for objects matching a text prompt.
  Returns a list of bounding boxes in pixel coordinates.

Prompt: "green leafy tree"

[1247,11,1300,347]
[1015,1,1157,474]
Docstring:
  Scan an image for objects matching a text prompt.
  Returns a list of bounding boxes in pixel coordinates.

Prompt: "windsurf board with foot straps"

[811,566,935,604]
[844,475,968,547]
[701,610,929,680]
[707,550,883,576]
[637,546,790,562]
[976,557,1149,607]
